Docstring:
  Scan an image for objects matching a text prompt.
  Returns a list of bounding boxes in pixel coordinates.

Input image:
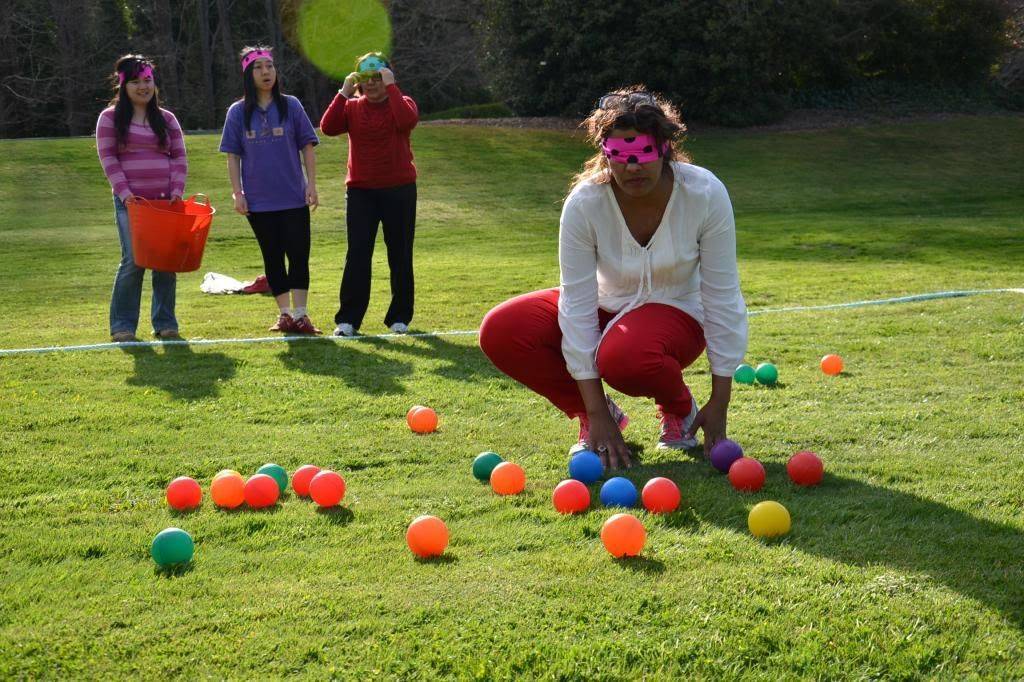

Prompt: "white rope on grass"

[0,288,1020,358]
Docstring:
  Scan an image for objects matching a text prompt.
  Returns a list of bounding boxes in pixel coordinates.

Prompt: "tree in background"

[479,0,1015,125]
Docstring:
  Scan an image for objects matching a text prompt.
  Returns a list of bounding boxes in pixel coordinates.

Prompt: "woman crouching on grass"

[480,87,748,470]
[96,55,187,343]
[220,45,322,334]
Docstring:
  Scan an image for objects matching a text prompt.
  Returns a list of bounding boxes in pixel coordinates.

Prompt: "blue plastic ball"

[568,450,604,484]
[599,477,638,508]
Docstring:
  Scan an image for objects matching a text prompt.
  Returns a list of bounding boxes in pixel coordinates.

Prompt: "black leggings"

[247,206,311,297]
[336,183,416,329]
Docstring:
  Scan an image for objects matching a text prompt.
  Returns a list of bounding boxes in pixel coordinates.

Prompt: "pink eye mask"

[241,50,273,72]
[119,65,153,84]
[602,134,668,164]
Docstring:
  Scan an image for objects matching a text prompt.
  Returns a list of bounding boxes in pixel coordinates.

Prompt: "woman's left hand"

[169,194,182,204]
[687,398,729,458]
[379,68,396,87]
[306,184,319,211]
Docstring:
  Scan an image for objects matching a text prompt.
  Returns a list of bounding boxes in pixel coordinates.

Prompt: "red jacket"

[320,84,419,189]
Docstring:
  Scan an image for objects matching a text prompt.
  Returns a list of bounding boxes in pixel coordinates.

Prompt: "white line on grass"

[1,288,1021,358]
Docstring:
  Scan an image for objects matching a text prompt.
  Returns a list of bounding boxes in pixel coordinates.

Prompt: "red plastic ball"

[641,477,681,513]
[787,450,824,486]
[166,476,202,510]
[552,479,590,514]
[244,473,280,509]
[309,470,346,507]
[291,464,321,497]
[728,457,766,492]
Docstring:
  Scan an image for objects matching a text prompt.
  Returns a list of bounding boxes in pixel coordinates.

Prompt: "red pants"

[479,288,706,417]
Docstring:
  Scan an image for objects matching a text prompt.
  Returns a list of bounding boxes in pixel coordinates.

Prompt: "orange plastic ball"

[244,473,280,509]
[309,470,346,507]
[407,406,438,434]
[406,515,449,558]
[210,472,245,509]
[820,354,844,376]
[552,479,590,514]
[292,464,321,497]
[601,513,646,558]
[490,461,526,495]
[166,476,202,511]
[213,469,241,481]
[641,477,681,513]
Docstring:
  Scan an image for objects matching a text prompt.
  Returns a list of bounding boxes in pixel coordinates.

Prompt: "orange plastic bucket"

[127,194,215,272]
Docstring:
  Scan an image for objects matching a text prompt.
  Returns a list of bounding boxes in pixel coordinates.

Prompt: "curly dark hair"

[571,85,690,189]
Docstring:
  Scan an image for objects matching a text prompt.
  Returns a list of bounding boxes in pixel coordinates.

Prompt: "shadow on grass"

[123,343,237,400]
[154,562,194,578]
[650,458,1024,629]
[615,555,666,574]
[277,334,499,394]
[278,337,412,395]
[415,553,458,565]
[315,506,354,525]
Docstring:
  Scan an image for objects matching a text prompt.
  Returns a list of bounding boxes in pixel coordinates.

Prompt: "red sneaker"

[270,313,295,332]
[292,315,322,335]
[242,275,270,295]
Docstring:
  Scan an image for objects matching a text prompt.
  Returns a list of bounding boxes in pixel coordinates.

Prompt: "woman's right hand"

[233,192,249,216]
[123,193,136,204]
[588,410,633,470]
[341,73,358,98]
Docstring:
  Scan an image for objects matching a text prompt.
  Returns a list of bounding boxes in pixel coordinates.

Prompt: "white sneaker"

[656,399,700,450]
[389,322,409,334]
[333,323,357,337]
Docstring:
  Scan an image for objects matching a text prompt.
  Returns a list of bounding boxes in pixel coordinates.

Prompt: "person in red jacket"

[320,52,419,337]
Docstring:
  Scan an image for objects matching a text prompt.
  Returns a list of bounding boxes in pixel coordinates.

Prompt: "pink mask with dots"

[119,65,153,85]
[602,134,668,165]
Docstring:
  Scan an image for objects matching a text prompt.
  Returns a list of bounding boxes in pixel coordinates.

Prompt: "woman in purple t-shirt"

[220,44,321,334]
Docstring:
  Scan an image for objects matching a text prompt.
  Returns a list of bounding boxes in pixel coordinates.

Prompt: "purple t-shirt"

[219,94,319,213]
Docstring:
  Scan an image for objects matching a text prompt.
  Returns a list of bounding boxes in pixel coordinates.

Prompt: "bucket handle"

[186,194,211,207]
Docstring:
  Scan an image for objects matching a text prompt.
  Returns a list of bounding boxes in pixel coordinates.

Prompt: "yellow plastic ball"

[748,501,791,538]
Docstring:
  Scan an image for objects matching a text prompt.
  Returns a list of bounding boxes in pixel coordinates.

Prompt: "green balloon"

[734,363,756,384]
[472,451,503,482]
[755,362,779,385]
[151,527,194,567]
[257,463,288,494]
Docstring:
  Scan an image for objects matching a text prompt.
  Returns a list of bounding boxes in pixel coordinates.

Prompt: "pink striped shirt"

[95,107,187,201]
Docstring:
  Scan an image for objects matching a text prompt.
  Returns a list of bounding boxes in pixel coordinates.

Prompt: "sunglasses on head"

[597,92,657,110]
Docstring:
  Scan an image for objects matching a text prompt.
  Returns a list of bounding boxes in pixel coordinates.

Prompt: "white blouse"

[558,161,748,380]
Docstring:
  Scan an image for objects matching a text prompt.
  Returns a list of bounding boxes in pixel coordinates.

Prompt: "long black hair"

[239,45,288,132]
[109,55,167,150]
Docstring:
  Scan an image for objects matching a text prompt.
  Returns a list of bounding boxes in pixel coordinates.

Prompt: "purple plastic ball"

[710,439,744,473]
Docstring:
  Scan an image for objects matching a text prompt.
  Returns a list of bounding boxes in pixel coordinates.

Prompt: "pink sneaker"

[269,313,295,332]
[570,396,630,454]
[657,399,699,450]
[291,315,322,335]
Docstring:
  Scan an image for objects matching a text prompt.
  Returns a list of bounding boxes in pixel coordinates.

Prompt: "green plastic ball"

[257,463,288,495]
[755,362,779,385]
[151,527,194,567]
[733,363,756,384]
[472,451,503,482]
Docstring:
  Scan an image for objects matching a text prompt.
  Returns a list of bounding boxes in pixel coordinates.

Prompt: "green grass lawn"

[1,116,1022,678]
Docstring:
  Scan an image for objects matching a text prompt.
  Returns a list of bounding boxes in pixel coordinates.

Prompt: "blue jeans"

[109,196,178,335]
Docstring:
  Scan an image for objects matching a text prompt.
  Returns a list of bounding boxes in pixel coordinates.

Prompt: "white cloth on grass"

[200,272,246,294]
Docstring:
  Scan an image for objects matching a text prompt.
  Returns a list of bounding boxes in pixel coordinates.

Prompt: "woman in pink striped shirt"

[96,55,188,343]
